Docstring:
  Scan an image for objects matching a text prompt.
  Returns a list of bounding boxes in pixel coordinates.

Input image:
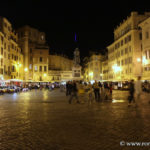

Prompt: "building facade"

[48,55,73,82]
[83,53,103,82]
[139,17,150,80]
[107,12,150,81]
[17,25,49,81]
[17,25,74,82]
[0,17,24,83]
[101,54,108,81]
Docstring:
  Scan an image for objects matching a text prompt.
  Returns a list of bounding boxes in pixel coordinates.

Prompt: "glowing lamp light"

[0,74,4,80]
[89,72,93,76]
[90,80,95,84]
[24,68,28,72]
[19,64,22,67]
[112,64,122,73]
[44,73,47,77]
[137,58,141,62]
[142,56,148,65]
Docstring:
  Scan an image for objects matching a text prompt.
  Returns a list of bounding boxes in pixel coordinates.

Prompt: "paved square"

[0,89,150,150]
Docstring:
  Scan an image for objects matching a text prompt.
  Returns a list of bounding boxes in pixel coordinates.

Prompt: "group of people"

[66,80,112,104]
[65,76,146,106]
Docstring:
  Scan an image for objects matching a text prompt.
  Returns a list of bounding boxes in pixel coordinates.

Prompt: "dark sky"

[1,0,150,59]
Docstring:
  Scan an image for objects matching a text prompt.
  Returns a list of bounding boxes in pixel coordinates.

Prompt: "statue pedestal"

[72,66,82,81]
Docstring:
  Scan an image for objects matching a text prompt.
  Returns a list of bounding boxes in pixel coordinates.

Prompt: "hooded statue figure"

[74,48,80,66]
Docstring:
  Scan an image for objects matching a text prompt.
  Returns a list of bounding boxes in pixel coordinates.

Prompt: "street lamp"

[89,72,93,76]
[24,68,28,72]
[112,64,122,73]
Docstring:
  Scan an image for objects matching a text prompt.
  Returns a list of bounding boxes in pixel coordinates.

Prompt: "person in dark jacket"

[93,80,100,102]
[128,79,135,106]
[66,81,71,96]
[68,81,80,104]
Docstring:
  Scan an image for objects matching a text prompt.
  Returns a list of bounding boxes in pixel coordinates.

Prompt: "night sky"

[1,0,150,59]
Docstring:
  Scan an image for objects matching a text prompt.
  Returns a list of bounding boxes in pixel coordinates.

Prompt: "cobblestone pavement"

[0,89,150,150]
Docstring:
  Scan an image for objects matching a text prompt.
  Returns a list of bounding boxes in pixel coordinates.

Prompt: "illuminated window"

[34,66,38,71]
[130,68,132,73]
[145,50,149,59]
[125,48,128,54]
[146,32,149,39]
[1,48,3,55]
[128,35,131,41]
[40,57,42,62]
[29,64,32,69]
[129,46,132,52]
[4,43,6,49]
[1,58,3,66]
[139,32,142,40]
[40,66,42,72]
[44,66,47,72]
[121,50,124,56]
[121,40,123,46]
[1,36,3,44]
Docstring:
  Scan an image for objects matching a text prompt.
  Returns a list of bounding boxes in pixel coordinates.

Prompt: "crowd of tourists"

[65,80,113,104]
[65,76,149,106]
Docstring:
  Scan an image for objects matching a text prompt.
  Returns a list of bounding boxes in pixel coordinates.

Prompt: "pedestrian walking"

[93,80,100,102]
[86,82,94,104]
[66,81,71,96]
[77,80,86,103]
[68,81,80,104]
[128,79,135,106]
[103,82,109,100]
[109,82,113,95]
[134,76,142,106]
